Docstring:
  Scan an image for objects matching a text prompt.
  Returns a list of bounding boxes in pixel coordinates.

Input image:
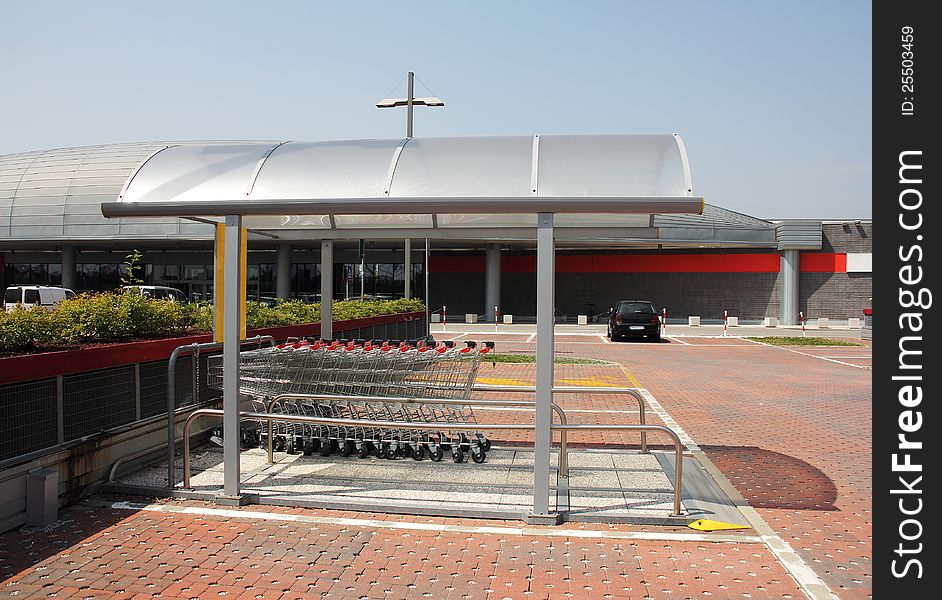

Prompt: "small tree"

[121,249,144,286]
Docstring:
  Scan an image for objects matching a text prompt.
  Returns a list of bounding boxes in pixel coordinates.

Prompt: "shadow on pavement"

[701,445,838,511]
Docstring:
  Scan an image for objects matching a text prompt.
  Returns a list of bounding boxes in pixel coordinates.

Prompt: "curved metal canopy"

[102,134,703,227]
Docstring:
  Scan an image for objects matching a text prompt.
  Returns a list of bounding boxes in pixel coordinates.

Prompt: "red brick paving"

[554,338,872,599]
[1,501,802,599]
[0,334,870,599]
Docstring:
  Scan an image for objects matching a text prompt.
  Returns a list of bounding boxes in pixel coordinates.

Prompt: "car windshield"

[617,302,655,317]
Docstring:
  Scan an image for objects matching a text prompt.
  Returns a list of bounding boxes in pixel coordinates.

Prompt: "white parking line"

[667,336,690,345]
[744,338,871,370]
[107,501,761,544]
[599,334,612,344]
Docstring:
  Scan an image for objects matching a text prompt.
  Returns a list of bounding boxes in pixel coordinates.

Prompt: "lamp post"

[376,71,444,138]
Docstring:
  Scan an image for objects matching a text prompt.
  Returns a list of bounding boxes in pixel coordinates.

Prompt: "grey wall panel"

[800,272,872,318]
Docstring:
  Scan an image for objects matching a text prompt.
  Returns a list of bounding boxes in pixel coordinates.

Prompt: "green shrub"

[0,306,56,351]
[0,292,425,353]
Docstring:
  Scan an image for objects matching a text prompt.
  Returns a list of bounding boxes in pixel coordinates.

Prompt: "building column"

[61,245,77,290]
[780,249,799,325]
[404,239,412,299]
[320,241,333,340]
[276,243,291,300]
[484,243,501,322]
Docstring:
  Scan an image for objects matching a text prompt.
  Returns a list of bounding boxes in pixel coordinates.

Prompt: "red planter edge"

[0,311,424,386]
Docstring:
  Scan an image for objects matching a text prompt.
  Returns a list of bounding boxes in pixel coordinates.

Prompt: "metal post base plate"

[525,512,563,526]
[214,494,250,507]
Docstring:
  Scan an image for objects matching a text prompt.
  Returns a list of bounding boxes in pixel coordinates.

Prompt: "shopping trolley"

[207,339,495,463]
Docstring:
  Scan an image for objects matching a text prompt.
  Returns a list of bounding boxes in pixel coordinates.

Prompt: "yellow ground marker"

[475,377,531,386]
[559,376,620,387]
[687,519,750,532]
[618,364,642,387]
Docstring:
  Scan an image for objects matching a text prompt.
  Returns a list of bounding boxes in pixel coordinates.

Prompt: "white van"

[3,285,76,312]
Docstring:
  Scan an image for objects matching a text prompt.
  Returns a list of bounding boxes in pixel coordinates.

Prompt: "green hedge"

[0,292,424,353]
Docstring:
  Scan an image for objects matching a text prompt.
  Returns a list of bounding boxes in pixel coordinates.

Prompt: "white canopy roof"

[102,134,703,232]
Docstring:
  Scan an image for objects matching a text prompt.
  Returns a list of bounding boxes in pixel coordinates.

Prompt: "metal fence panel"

[0,378,57,461]
[62,366,136,441]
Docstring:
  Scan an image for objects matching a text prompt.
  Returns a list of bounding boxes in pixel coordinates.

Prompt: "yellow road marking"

[618,364,642,387]
[559,376,620,387]
[475,376,531,386]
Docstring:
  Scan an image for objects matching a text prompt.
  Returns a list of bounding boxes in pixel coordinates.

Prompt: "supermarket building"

[0,140,871,324]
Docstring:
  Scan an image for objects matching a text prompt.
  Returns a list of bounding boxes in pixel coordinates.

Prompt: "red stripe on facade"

[502,254,782,273]
[799,253,847,273]
[430,252,850,274]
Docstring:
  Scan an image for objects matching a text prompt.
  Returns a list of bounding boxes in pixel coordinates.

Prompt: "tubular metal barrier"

[166,335,275,487]
[181,408,686,517]
[473,384,650,453]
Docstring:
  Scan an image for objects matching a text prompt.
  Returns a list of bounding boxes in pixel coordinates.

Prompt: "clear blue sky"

[3,1,871,219]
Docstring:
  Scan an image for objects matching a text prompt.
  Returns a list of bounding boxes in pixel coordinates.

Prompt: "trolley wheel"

[274,436,286,452]
[452,449,465,463]
[329,439,339,453]
[339,440,354,457]
[398,444,413,458]
[376,443,390,459]
[481,438,492,452]
[471,450,487,464]
[357,443,372,459]
[429,446,444,462]
[412,445,426,461]
[310,438,321,453]
[386,444,399,460]
[302,441,314,456]
[319,440,332,456]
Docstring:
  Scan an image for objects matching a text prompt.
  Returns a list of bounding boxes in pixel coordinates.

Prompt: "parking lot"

[0,326,871,599]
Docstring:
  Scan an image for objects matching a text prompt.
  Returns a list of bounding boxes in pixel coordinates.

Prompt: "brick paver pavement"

[0,334,871,599]
[535,338,872,599]
[1,501,804,599]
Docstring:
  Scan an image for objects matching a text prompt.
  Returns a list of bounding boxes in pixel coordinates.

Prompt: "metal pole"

[321,240,333,340]
[407,71,414,138]
[404,239,412,299]
[222,215,242,498]
[533,212,555,516]
[424,238,430,337]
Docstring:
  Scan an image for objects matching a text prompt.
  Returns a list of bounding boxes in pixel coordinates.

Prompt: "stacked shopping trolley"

[208,338,494,463]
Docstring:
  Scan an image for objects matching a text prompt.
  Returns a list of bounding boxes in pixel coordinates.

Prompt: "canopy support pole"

[321,240,333,340]
[222,215,243,500]
[531,212,555,521]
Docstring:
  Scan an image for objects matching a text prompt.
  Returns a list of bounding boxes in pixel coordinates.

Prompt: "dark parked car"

[607,300,662,342]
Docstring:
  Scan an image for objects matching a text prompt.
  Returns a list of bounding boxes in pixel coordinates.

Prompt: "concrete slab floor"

[117,444,701,522]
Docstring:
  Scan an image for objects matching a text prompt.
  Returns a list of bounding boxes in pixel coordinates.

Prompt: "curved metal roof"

[0,141,265,242]
[106,135,702,225]
[0,138,777,247]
